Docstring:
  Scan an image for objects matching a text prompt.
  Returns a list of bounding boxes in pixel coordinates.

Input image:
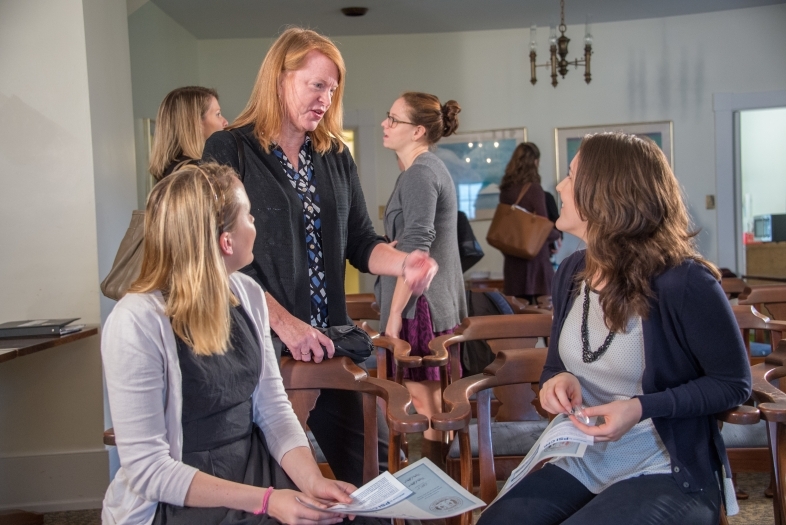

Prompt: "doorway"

[738,107,786,278]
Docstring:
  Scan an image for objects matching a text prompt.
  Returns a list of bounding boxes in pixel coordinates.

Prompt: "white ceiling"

[145,0,783,39]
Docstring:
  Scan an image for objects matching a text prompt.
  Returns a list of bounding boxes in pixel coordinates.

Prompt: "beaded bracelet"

[253,486,274,515]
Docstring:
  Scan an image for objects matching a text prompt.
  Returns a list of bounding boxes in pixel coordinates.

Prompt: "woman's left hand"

[570,398,643,442]
[403,250,438,295]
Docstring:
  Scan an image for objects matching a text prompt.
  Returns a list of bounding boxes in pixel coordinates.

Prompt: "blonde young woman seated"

[101,163,367,525]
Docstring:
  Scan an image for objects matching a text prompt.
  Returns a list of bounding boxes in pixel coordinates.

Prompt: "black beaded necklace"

[581,283,616,363]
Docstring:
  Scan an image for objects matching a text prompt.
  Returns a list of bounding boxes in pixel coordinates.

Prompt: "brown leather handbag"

[486,183,554,260]
[100,210,145,300]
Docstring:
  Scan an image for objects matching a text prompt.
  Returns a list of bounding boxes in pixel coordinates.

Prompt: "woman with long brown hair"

[102,163,357,525]
[478,132,750,524]
[149,86,227,181]
[498,142,560,304]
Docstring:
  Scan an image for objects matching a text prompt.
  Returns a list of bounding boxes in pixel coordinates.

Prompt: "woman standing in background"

[377,92,467,465]
[149,86,228,181]
[499,142,560,304]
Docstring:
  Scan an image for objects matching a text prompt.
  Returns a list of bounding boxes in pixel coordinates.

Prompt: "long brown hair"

[499,142,541,190]
[400,92,460,145]
[149,86,218,181]
[573,132,719,332]
[232,27,346,155]
[129,163,243,355]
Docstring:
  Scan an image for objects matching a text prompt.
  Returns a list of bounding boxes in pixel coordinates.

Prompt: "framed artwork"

[554,121,673,183]
[435,128,527,220]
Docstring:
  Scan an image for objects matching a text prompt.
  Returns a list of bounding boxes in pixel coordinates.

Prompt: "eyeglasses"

[386,112,417,128]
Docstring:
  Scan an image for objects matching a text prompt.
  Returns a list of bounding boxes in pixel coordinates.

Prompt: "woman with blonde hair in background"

[203,27,437,487]
[498,141,560,305]
[149,86,228,181]
[377,92,467,466]
[478,132,750,525]
[102,162,358,525]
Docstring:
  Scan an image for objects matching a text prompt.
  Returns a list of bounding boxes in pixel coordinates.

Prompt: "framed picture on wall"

[434,127,527,221]
[554,121,674,183]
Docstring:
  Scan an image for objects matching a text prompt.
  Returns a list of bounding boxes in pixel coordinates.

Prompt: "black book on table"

[0,318,81,338]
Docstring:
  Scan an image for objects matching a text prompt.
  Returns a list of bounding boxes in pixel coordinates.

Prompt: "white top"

[101,272,309,525]
[553,283,671,493]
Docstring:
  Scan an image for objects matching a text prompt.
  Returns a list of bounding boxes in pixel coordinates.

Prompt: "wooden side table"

[0,325,99,525]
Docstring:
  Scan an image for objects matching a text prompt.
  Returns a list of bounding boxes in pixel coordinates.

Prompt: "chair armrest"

[423,333,452,369]
[717,405,760,425]
[378,334,422,369]
[431,373,497,432]
[363,377,429,434]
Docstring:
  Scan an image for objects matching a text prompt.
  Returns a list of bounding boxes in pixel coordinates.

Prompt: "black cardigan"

[203,125,384,326]
[543,250,751,493]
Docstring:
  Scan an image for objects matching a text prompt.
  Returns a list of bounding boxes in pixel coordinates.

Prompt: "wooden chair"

[745,339,786,525]
[722,276,748,300]
[280,355,428,484]
[429,315,553,486]
[725,305,786,498]
[740,283,786,322]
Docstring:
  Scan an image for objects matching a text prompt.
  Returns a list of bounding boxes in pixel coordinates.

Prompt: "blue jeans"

[476,464,721,525]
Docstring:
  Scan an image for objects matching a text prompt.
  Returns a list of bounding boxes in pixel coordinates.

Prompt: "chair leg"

[732,472,749,500]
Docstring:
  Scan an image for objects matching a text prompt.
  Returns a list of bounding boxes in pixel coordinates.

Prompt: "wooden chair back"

[279,355,428,484]
[732,304,786,365]
[740,284,786,321]
[429,316,553,503]
[432,347,548,525]
[345,293,380,325]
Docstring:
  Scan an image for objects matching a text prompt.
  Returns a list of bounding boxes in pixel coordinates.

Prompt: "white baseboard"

[0,449,108,512]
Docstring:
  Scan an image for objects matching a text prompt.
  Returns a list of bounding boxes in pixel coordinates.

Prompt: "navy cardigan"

[203,125,385,326]
[541,251,751,493]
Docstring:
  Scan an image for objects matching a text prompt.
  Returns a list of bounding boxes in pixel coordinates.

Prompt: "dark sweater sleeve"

[202,130,242,173]
[637,263,752,420]
[343,151,385,272]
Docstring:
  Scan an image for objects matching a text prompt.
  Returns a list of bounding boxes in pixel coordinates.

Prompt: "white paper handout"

[487,413,595,509]
[298,458,485,519]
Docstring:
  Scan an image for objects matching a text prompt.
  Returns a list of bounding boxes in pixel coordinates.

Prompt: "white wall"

[128,1,199,118]
[741,107,786,220]
[181,4,786,279]
[0,0,136,511]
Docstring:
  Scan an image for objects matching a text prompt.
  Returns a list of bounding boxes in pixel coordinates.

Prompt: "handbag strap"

[514,183,532,207]
[229,129,246,182]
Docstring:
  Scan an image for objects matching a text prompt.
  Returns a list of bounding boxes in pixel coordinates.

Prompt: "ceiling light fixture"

[529,0,592,87]
[341,7,368,17]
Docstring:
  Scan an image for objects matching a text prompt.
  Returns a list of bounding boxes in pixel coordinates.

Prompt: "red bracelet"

[253,486,274,515]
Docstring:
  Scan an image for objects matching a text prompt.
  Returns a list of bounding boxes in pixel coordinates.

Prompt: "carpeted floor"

[42,434,775,524]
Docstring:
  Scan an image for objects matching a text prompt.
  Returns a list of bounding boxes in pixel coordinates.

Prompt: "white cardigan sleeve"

[231,273,310,462]
[102,294,198,506]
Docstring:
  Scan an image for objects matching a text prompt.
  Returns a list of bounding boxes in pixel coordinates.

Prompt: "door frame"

[713,90,786,273]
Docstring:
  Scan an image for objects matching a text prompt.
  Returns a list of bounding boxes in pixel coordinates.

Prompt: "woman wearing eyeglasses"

[377,92,467,466]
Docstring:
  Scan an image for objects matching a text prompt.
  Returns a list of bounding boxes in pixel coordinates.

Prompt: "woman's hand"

[301,476,355,506]
[266,294,334,363]
[539,372,583,415]
[385,312,403,339]
[402,249,438,296]
[570,398,643,442]
[267,489,347,525]
[278,317,334,363]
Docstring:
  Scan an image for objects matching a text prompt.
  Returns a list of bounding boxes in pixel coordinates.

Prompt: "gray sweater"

[375,151,467,332]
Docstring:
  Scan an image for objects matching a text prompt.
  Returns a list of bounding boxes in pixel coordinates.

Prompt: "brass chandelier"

[529,0,593,87]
